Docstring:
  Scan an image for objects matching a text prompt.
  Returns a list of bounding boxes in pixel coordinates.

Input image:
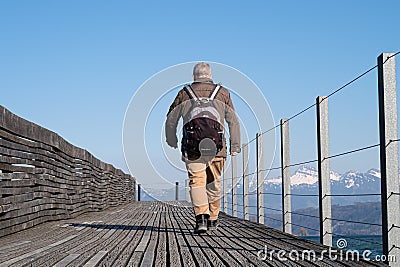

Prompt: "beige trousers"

[186,157,225,221]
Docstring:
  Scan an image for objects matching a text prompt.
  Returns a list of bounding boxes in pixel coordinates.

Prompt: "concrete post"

[243,144,249,220]
[281,119,292,234]
[256,133,264,224]
[232,155,237,217]
[316,96,332,247]
[378,52,400,262]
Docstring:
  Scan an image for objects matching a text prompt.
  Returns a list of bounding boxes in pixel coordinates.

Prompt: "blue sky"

[1,1,399,182]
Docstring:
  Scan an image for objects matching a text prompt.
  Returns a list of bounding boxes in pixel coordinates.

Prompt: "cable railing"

[263,206,282,213]
[325,143,380,160]
[327,217,382,227]
[217,52,400,262]
[287,193,319,197]
[326,193,381,197]
[264,215,283,223]
[288,211,319,220]
[288,222,319,234]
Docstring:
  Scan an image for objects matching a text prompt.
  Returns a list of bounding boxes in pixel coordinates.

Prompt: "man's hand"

[231,152,238,156]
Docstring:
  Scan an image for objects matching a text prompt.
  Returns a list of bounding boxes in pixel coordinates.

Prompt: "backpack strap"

[209,83,221,100]
[184,85,199,101]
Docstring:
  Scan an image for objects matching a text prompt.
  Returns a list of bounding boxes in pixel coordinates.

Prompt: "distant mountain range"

[245,166,382,211]
[139,166,384,235]
[262,166,380,187]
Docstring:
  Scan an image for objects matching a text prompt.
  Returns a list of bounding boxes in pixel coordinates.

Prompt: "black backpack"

[181,84,224,159]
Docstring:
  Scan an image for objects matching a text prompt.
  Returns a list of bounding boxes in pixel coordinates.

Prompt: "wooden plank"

[83,250,108,267]
[178,203,270,267]
[177,207,226,267]
[153,208,167,267]
[171,206,212,266]
[178,208,257,267]
[164,203,184,266]
[0,221,74,260]
[140,210,161,266]
[0,234,77,267]
[0,162,35,173]
[1,206,128,265]
[126,206,159,267]
[53,253,80,267]
[99,207,150,266]
[220,215,315,267]
[222,214,374,267]
[56,217,132,266]
[0,240,31,251]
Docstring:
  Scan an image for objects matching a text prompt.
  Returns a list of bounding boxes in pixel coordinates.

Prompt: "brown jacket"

[165,78,241,158]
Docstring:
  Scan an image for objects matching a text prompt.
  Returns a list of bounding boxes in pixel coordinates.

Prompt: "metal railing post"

[281,119,292,234]
[175,182,179,201]
[220,171,224,211]
[378,52,400,262]
[138,184,141,202]
[316,96,332,247]
[256,133,264,224]
[232,155,237,217]
[185,179,191,203]
[133,177,136,202]
[243,144,249,220]
[223,165,228,214]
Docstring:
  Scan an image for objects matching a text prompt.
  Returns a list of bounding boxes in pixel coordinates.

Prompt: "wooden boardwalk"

[0,201,387,267]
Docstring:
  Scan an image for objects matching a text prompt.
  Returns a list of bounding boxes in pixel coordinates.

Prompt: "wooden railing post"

[378,52,400,262]
[243,144,249,220]
[232,155,237,217]
[281,119,292,234]
[256,133,264,224]
[316,96,332,247]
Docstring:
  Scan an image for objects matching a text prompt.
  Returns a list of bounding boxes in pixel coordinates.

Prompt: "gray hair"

[193,62,212,79]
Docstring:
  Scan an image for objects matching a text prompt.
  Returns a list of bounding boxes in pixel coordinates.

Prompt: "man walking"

[165,62,241,234]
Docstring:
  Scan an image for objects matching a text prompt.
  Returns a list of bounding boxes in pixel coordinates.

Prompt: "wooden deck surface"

[0,201,387,267]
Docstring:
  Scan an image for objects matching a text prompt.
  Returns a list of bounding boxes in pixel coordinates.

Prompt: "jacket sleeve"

[165,91,182,147]
[224,91,241,154]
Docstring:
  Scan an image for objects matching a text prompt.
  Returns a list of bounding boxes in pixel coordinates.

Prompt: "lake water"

[302,235,383,259]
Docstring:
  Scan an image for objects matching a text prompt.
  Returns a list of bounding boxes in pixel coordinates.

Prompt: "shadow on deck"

[0,201,387,267]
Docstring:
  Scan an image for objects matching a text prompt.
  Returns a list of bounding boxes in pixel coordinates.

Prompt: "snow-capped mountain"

[263,166,380,188]
[246,166,382,210]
